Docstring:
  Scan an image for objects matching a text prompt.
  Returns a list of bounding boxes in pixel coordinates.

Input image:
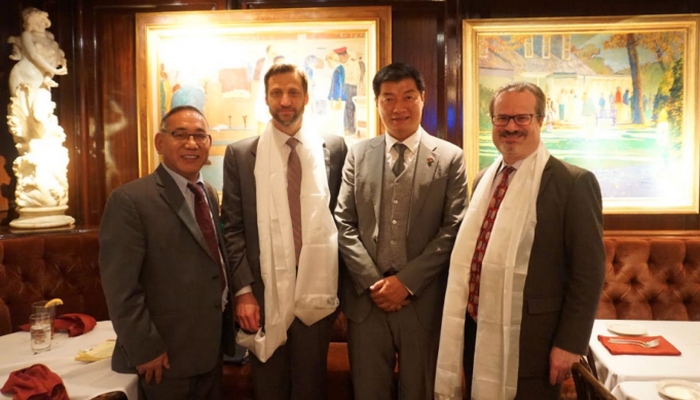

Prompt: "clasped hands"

[370,275,409,312]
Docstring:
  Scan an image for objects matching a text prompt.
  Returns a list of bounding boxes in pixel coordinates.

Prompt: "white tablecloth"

[611,380,698,400]
[590,319,700,395]
[0,321,137,400]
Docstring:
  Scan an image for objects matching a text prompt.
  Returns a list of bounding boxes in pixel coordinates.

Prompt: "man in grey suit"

[335,62,468,400]
[222,63,347,400]
[100,105,234,399]
[435,82,605,400]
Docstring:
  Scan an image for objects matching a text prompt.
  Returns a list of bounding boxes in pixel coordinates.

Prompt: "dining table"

[589,319,700,399]
[611,380,700,400]
[0,320,137,400]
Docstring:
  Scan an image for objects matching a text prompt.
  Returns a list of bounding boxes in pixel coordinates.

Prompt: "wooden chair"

[571,361,616,400]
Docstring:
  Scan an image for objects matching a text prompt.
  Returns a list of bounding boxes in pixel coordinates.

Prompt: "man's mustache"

[499,131,526,138]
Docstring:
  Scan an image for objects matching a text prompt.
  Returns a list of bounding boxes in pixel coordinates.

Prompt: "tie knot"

[287,137,299,149]
[187,182,203,199]
[393,142,406,156]
[503,166,515,177]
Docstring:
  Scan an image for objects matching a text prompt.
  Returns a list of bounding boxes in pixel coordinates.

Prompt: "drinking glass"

[29,313,52,354]
[32,300,55,338]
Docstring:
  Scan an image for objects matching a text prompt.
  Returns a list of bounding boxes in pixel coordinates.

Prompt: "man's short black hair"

[372,62,425,97]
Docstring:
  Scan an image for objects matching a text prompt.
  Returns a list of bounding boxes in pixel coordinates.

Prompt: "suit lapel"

[155,165,214,262]
[365,136,385,224]
[538,157,554,199]
[323,141,331,181]
[408,133,439,232]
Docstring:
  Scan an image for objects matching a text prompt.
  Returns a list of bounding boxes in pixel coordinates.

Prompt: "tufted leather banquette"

[1,229,699,400]
[595,234,700,321]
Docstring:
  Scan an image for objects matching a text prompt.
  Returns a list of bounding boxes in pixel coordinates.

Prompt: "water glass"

[32,300,55,338]
[29,313,52,354]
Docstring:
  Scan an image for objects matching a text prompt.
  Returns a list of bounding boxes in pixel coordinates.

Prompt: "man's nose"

[504,117,520,130]
[280,93,292,105]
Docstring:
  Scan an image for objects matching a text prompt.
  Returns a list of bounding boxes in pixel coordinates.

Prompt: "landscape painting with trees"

[463,15,699,214]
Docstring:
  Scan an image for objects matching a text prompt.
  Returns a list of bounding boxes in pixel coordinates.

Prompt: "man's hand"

[137,352,169,384]
[549,346,580,385]
[370,276,409,312]
[236,292,260,333]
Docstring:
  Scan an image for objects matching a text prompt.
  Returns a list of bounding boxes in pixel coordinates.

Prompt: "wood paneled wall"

[1,0,699,231]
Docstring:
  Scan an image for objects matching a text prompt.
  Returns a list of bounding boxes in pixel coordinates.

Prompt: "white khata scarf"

[236,122,339,362]
[435,141,550,400]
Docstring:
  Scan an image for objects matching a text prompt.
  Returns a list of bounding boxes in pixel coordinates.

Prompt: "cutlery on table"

[607,338,660,348]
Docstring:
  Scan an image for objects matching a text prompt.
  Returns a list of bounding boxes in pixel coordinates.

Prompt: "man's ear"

[155,132,164,155]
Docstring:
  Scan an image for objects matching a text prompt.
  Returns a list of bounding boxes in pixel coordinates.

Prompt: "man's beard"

[272,106,303,127]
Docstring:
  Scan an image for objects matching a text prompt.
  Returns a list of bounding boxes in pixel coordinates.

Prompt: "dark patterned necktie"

[393,143,407,177]
[287,138,302,265]
[467,166,516,320]
[187,182,225,292]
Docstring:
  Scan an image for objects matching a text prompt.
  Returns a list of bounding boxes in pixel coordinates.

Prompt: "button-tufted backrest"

[596,237,700,321]
[0,230,109,335]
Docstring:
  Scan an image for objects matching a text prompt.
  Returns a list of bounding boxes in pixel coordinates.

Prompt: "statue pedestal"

[9,205,75,229]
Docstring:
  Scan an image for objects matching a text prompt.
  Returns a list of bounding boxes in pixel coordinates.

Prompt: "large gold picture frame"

[463,14,700,214]
[136,7,391,190]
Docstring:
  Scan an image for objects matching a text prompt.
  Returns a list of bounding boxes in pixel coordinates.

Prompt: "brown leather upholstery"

[596,238,700,321]
[0,231,109,336]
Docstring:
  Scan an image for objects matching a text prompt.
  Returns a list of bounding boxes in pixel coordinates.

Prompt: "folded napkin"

[53,313,96,337]
[0,364,69,400]
[21,313,96,337]
[75,339,115,362]
[598,335,681,356]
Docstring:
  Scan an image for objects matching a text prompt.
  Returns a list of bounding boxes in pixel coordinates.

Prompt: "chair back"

[571,361,616,400]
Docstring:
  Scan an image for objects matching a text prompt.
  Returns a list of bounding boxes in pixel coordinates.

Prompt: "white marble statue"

[6,8,74,228]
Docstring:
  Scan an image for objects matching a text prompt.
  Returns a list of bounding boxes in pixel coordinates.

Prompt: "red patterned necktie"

[287,138,302,265]
[467,166,516,320]
[187,182,225,292]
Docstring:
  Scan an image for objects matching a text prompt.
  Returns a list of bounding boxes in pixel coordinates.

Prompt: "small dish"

[656,379,700,400]
[606,323,647,336]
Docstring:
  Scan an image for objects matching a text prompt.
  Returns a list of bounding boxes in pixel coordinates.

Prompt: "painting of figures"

[136,7,391,191]
[463,15,699,213]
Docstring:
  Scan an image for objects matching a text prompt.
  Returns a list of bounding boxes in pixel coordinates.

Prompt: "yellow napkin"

[74,339,116,362]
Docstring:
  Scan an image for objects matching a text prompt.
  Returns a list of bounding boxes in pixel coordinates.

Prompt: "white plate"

[656,379,700,400]
[606,323,647,336]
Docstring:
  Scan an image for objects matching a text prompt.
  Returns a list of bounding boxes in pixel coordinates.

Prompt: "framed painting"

[463,14,700,214]
[136,6,391,190]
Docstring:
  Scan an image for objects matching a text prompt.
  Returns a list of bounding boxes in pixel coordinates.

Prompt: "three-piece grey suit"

[99,164,235,398]
[221,133,347,399]
[335,131,468,400]
[463,156,605,399]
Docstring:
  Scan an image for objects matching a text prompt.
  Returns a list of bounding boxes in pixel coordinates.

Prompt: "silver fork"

[608,338,660,348]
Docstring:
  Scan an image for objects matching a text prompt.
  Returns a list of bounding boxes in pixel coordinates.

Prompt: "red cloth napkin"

[0,364,69,400]
[21,313,96,337]
[53,314,96,337]
[598,335,681,356]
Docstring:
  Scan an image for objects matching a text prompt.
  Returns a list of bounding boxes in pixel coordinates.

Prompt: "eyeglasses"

[167,130,211,144]
[491,114,540,127]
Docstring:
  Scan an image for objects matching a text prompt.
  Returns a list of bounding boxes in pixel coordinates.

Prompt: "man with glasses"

[435,82,605,400]
[222,64,347,400]
[335,62,467,399]
[100,105,235,399]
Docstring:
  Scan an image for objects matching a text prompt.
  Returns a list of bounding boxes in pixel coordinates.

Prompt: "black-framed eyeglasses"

[167,129,211,144]
[491,114,540,127]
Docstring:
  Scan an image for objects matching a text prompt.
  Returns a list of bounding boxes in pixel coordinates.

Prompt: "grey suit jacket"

[472,156,605,380]
[99,164,235,378]
[335,132,468,329]
[221,133,347,325]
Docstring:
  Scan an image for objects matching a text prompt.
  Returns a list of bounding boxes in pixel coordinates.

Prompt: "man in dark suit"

[435,82,605,400]
[335,62,468,400]
[222,63,347,400]
[100,105,234,399]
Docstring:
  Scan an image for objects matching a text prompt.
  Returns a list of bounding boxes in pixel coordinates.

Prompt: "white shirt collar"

[160,162,204,196]
[385,127,422,154]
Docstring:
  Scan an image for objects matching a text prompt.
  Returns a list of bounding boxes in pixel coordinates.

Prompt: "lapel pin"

[427,157,434,166]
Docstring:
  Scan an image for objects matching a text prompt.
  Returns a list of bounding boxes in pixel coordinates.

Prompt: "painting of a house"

[464,15,699,213]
